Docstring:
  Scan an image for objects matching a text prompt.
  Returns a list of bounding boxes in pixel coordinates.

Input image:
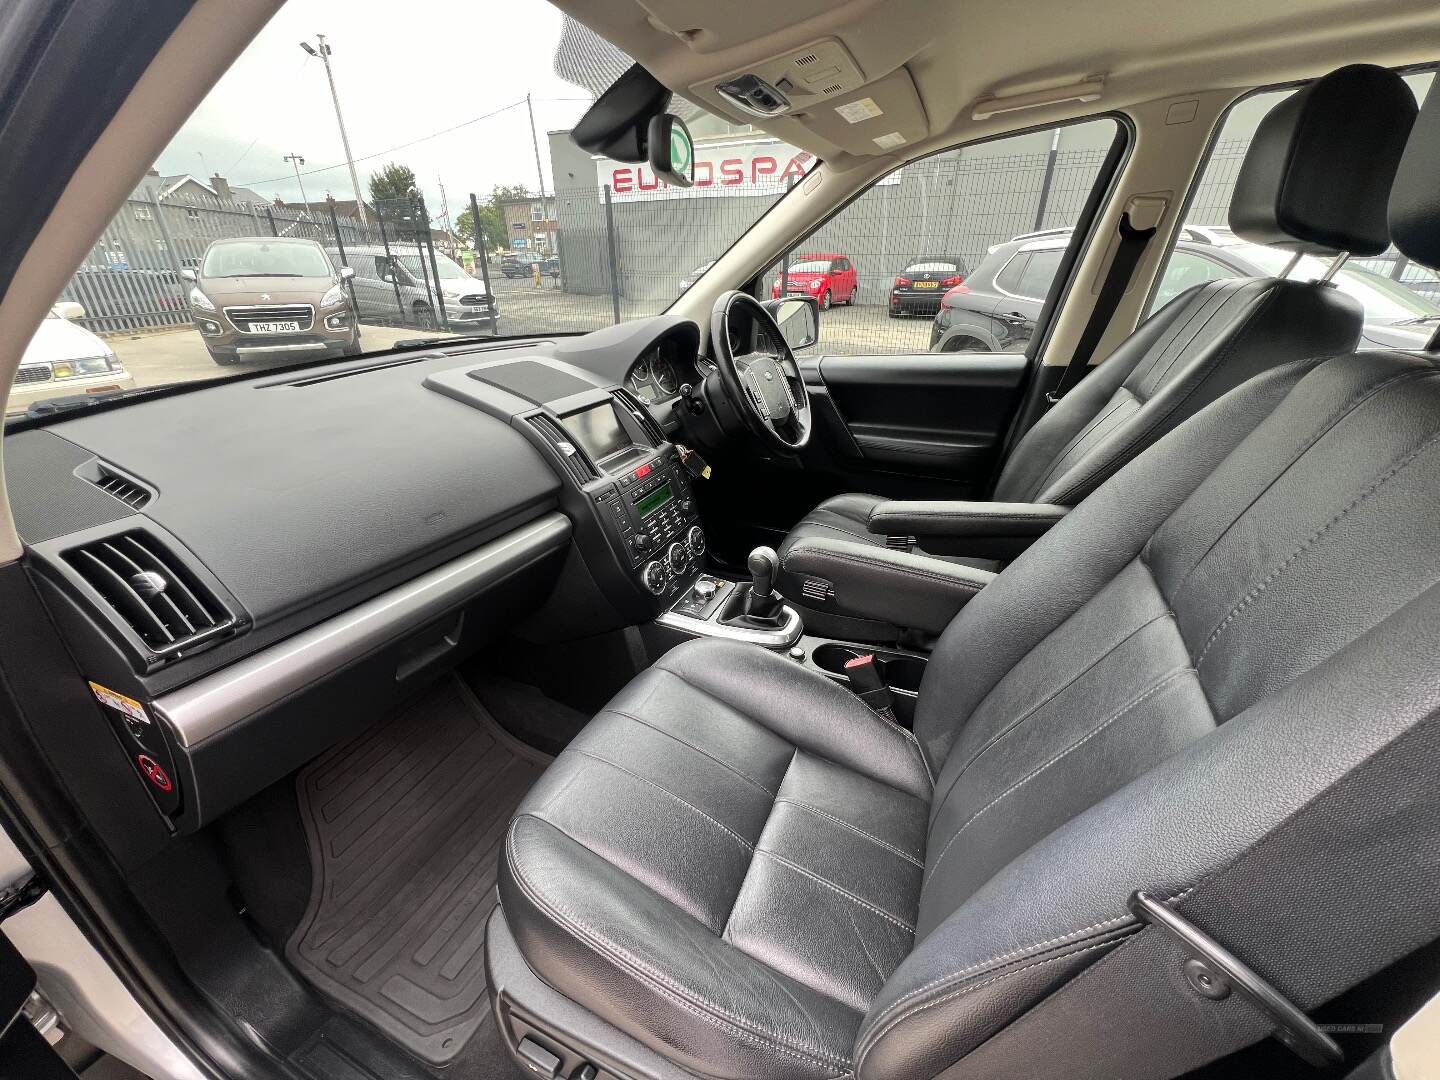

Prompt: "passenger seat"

[777,64,1417,642]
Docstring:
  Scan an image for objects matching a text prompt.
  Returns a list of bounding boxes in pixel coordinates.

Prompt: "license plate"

[248,320,300,333]
[914,281,939,288]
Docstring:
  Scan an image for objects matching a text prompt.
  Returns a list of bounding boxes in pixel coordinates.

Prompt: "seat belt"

[938,721,1440,1080]
[1047,198,1165,404]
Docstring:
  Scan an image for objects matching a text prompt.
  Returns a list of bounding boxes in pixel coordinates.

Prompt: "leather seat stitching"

[754,848,915,933]
[1165,364,1439,599]
[722,749,792,940]
[781,547,989,592]
[775,798,923,867]
[605,707,779,796]
[566,747,756,851]
[794,519,879,544]
[1046,283,1292,505]
[1132,281,1255,400]
[853,936,1126,1072]
[924,668,1193,885]
[1028,390,1136,497]
[930,609,1177,838]
[1195,423,1440,665]
[506,819,853,1073]
[857,912,1135,1039]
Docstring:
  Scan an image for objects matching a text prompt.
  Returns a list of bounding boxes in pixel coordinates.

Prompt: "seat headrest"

[1389,79,1440,270]
[1229,64,1416,257]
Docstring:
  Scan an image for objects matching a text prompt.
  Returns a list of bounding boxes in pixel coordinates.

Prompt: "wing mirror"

[180,267,197,282]
[52,301,86,320]
[339,266,355,282]
[775,296,819,350]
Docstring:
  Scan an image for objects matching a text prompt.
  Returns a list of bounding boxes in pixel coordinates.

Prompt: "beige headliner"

[2,0,1440,563]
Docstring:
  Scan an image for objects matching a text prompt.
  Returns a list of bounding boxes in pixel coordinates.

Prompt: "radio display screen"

[634,483,674,519]
[561,402,630,461]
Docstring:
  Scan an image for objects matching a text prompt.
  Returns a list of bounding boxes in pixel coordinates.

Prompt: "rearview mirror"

[180,267,196,282]
[775,296,819,350]
[647,114,694,188]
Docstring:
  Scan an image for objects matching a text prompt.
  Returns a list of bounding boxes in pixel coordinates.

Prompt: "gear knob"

[748,546,779,598]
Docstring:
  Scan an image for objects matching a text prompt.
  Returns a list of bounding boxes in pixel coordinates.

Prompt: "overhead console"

[426,348,706,622]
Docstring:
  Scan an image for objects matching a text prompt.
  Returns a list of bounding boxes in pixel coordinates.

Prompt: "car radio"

[595,451,703,599]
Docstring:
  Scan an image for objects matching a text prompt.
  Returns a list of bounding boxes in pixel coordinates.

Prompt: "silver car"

[327,244,497,331]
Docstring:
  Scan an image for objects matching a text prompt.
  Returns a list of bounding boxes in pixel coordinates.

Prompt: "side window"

[1149,251,1237,312]
[1154,69,1438,325]
[994,253,1030,296]
[772,116,1123,355]
[1015,249,1063,301]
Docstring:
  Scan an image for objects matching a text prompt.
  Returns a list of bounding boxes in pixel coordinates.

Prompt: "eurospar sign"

[598,139,815,201]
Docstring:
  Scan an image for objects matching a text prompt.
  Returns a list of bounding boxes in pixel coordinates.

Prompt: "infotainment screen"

[561,402,630,461]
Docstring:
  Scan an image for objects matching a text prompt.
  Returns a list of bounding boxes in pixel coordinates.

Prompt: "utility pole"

[526,93,547,202]
[436,176,454,251]
[301,34,368,225]
[283,154,310,217]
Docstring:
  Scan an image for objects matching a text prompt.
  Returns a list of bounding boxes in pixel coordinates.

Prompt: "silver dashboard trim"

[154,513,571,748]
[655,603,804,649]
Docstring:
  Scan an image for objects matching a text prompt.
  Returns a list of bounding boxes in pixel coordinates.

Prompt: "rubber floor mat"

[287,676,548,1065]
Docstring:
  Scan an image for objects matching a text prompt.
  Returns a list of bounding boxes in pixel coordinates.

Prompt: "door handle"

[996,310,1028,324]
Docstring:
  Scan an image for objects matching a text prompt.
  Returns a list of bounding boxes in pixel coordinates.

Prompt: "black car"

[888,255,968,317]
[501,251,541,277]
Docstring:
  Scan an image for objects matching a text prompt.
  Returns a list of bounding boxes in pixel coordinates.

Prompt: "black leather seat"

[776,64,1416,642]
[491,71,1440,1080]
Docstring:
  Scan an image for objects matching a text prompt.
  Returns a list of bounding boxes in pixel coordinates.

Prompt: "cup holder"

[812,642,927,694]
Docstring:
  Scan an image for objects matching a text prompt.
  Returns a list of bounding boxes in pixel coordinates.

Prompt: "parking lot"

[96,276,937,395]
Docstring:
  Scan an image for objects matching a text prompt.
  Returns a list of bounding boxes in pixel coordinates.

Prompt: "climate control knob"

[686,525,705,555]
[667,542,688,574]
[641,561,667,595]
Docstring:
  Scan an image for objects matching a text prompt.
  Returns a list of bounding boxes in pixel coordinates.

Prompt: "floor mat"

[287,676,549,1065]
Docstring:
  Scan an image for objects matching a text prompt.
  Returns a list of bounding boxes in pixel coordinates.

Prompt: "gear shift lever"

[745,546,784,621]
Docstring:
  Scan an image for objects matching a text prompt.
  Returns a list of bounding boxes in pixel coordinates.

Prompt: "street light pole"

[283,154,310,218]
[302,35,368,225]
[526,93,547,202]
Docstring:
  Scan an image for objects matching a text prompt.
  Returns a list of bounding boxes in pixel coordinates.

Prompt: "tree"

[368,162,417,205]
[456,205,506,254]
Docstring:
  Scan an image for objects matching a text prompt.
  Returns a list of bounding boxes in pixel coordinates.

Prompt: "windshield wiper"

[220,272,304,278]
[1399,314,1440,326]
[389,334,504,351]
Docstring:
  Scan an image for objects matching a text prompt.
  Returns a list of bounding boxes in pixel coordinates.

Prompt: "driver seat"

[776,64,1414,642]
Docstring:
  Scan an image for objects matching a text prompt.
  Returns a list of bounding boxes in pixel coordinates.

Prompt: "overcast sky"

[157,0,600,222]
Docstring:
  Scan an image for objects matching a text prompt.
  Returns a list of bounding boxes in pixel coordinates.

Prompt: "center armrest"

[865,500,1068,560]
[778,536,996,637]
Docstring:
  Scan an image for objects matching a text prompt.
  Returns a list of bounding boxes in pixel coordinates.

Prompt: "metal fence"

[61,133,1436,356]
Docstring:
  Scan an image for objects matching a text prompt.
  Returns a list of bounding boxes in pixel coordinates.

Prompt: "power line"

[235,99,527,188]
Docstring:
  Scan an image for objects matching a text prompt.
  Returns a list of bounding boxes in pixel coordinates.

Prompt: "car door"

[991,248,1058,350]
[704,117,1126,556]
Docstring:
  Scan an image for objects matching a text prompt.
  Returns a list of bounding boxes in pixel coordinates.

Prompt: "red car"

[770,251,857,309]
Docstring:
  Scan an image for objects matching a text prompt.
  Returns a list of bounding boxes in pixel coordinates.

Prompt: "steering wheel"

[708,290,812,453]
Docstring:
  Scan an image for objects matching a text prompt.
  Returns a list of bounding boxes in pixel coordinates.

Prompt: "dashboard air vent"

[526,413,599,485]
[92,466,151,509]
[64,532,234,659]
[613,389,665,445]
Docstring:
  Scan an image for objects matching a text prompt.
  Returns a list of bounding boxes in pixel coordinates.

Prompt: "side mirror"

[339,266,355,282]
[774,296,819,350]
[52,301,86,320]
[647,113,694,188]
[180,268,197,282]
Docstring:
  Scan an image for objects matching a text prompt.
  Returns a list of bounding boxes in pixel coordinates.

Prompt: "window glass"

[7,0,807,418]
[1015,249,1063,300]
[1153,69,1438,342]
[771,116,1122,356]
[994,253,1030,295]
[1150,250,1237,311]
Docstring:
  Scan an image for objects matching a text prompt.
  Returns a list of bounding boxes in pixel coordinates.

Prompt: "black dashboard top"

[3,317,704,687]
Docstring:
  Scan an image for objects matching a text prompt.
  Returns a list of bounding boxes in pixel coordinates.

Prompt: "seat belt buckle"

[843,654,897,722]
[1129,892,1343,1068]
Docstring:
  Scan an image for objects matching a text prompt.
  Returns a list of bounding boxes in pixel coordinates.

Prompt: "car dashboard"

[3,315,707,839]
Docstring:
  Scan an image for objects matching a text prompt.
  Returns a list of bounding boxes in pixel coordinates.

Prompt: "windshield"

[398,254,468,280]
[7,0,797,419]
[201,241,332,278]
[785,261,833,274]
